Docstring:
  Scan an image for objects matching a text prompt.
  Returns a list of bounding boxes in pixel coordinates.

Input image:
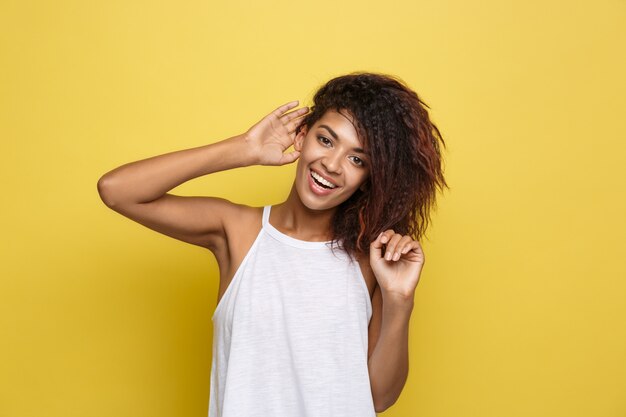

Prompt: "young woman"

[97,72,448,416]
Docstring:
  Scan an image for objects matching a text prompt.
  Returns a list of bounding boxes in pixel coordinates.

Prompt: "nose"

[321,152,342,174]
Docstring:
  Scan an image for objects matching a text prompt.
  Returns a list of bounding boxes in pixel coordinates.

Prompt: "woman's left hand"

[369,230,425,301]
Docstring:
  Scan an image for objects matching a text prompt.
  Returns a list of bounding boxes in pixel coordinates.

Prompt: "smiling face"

[293,109,370,211]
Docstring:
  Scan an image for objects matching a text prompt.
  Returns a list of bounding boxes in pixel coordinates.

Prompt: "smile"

[308,169,339,196]
[310,169,337,189]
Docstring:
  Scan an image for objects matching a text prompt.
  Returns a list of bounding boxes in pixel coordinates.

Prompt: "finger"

[410,240,424,254]
[279,150,300,165]
[273,100,300,117]
[280,106,309,124]
[369,231,386,260]
[379,229,395,245]
[384,233,403,261]
[285,117,307,135]
[402,241,424,262]
[378,229,395,257]
[393,236,414,260]
[403,239,421,253]
[401,241,412,254]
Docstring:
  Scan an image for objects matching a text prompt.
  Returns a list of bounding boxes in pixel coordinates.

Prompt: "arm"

[366,230,424,412]
[96,101,309,250]
[368,290,414,412]
[97,134,257,206]
[96,134,258,250]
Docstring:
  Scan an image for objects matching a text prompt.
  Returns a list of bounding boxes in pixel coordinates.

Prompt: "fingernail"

[381,235,388,243]
[393,252,400,261]
[385,252,391,260]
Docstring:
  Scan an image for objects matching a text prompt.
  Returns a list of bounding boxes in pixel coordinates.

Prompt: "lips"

[310,168,339,188]
[308,169,339,196]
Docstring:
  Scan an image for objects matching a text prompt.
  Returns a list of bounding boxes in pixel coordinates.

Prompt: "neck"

[272,183,336,242]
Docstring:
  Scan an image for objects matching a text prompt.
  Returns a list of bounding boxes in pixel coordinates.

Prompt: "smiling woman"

[97,71,448,416]
[291,73,448,258]
[291,108,371,216]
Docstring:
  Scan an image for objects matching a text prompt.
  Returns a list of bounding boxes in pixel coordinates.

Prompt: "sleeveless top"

[209,205,375,417]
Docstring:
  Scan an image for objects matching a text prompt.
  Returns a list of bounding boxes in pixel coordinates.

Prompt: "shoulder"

[208,201,264,268]
[191,198,261,254]
[221,201,263,237]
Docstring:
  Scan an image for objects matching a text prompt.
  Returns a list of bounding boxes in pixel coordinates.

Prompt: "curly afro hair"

[295,71,449,259]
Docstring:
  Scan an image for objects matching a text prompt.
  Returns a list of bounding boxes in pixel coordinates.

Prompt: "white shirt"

[209,205,375,417]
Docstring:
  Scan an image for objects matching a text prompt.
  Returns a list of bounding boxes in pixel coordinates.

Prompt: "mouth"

[308,169,339,195]
[310,169,338,188]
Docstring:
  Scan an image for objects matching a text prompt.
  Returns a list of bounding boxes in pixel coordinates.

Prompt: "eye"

[350,156,365,167]
[317,136,332,146]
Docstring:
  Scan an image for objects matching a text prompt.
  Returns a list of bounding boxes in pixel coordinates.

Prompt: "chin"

[296,180,349,212]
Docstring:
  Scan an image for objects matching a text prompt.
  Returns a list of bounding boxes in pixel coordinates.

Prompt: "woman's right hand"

[244,100,310,166]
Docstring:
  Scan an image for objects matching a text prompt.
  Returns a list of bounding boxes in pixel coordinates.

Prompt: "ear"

[294,125,308,152]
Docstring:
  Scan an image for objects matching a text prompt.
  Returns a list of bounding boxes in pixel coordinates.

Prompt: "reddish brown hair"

[296,71,449,258]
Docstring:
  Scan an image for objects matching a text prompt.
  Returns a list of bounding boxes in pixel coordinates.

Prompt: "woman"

[98,71,448,416]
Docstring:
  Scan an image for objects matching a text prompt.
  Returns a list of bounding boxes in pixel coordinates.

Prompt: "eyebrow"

[318,124,366,154]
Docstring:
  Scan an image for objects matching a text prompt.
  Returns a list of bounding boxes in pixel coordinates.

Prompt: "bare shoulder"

[221,202,263,236]
[211,200,262,249]
[213,203,264,293]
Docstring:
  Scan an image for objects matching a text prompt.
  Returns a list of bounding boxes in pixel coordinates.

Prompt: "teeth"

[310,170,337,188]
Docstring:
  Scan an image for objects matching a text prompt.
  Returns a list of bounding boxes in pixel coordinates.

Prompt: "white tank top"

[209,205,375,417]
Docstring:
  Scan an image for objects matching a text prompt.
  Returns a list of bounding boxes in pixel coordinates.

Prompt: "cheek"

[300,147,326,167]
[297,160,310,182]
[357,176,369,189]
[351,170,369,187]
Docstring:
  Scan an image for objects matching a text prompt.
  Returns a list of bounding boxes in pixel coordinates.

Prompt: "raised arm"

[96,100,309,251]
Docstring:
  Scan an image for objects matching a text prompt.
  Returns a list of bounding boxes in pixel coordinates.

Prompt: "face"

[293,109,370,211]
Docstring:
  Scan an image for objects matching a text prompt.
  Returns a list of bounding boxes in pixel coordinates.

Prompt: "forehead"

[314,109,364,147]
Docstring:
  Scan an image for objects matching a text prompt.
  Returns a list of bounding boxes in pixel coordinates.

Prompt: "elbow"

[374,397,394,414]
[97,175,118,208]
[372,377,406,413]
[372,389,392,413]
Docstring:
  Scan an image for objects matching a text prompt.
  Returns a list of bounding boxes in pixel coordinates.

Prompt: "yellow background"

[1,0,625,416]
